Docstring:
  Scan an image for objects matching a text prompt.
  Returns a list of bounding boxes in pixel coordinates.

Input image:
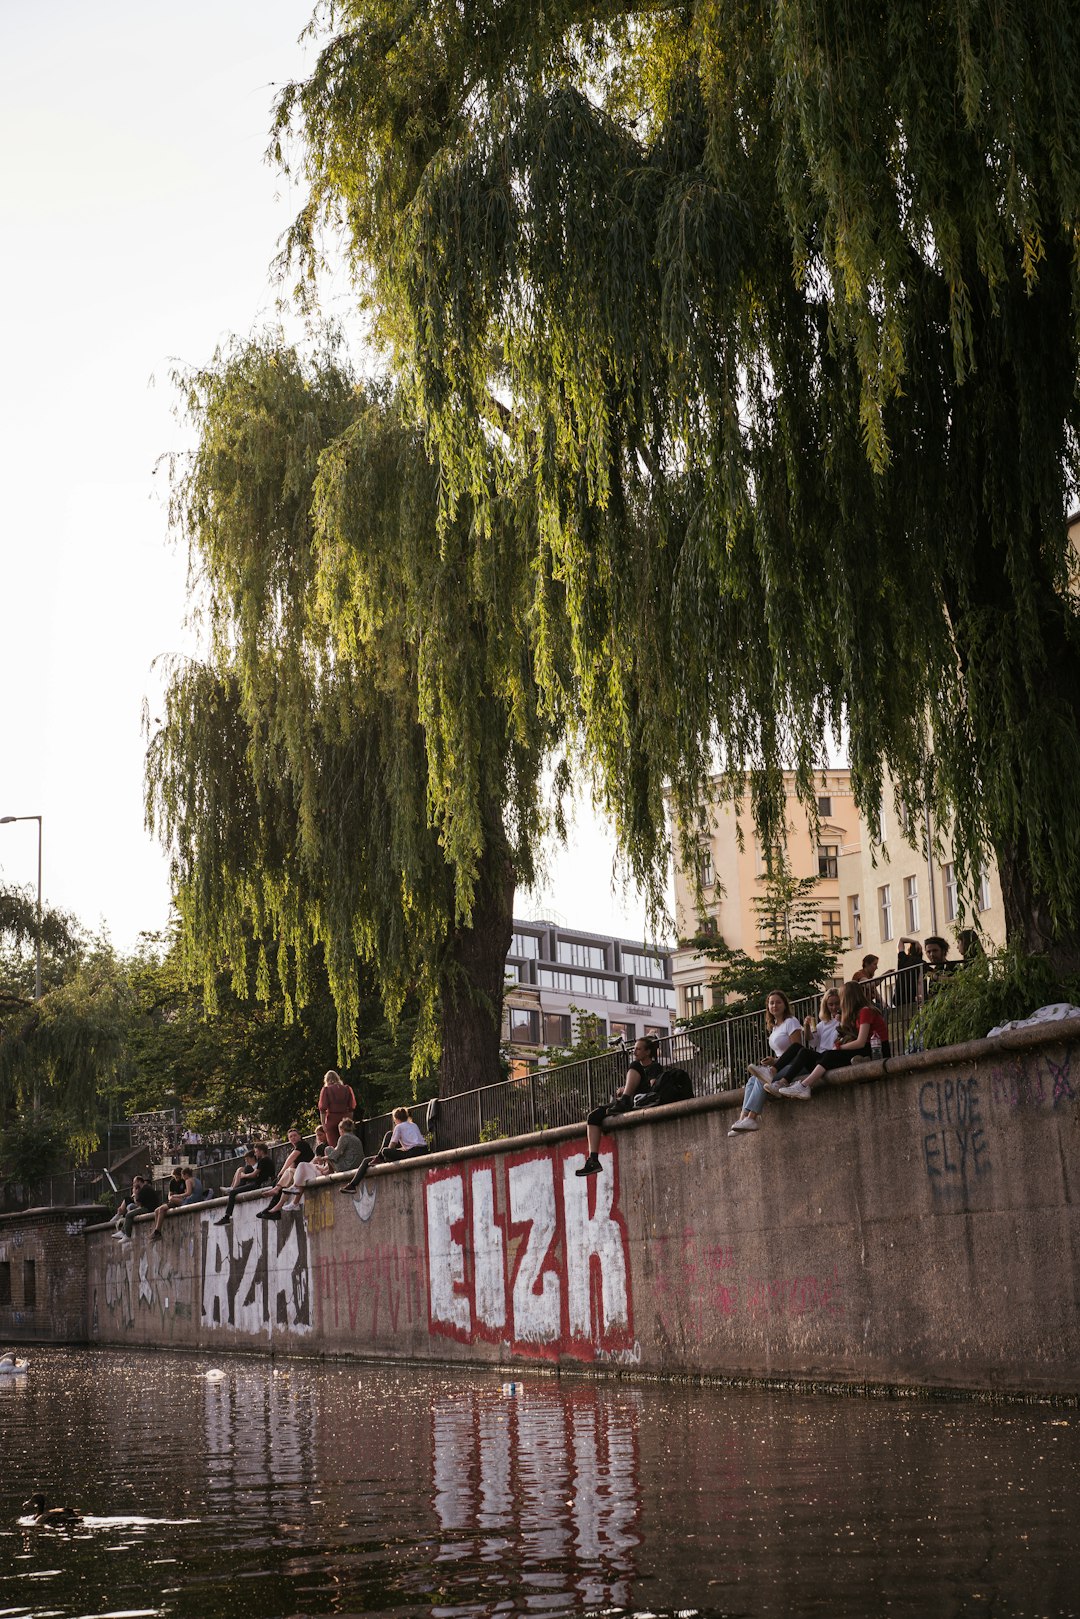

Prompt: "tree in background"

[124,930,419,1135]
[274,0,1080,970]
[147,340,572,1096]
[680,866,843,1022]
[0,886,133,1191]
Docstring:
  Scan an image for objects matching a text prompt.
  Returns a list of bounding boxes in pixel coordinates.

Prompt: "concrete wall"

[68,1018,1080,1395]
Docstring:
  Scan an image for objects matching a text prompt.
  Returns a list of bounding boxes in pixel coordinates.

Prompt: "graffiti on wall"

[313,1242,426,1341]
[201,1209,311,1336]
[650,1230,844,1347]
[987,1050,1076,1112]
[918,1075,992,1184]
[423,1141,634,1362]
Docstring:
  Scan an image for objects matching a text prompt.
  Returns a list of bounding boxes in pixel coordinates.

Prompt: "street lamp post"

[0,814,43,999]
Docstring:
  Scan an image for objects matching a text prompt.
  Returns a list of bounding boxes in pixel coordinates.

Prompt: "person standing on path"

[318,1070,357,1147]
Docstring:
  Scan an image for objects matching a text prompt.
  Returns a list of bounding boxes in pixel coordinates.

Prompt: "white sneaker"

[778,1081,812,1100]
[112,1230,126,1241]
[747,1063,773,1084]
[762,1077,784,1096]
[728,1115,760,1133]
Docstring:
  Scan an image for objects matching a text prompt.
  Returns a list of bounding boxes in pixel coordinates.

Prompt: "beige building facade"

[671,770,1007,1020]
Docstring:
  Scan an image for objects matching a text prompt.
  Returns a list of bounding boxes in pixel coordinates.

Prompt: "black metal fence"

[24,969,924,1211]
[425,967,920,1153]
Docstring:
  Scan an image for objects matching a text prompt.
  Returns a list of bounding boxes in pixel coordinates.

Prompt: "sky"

[0,1,666,954]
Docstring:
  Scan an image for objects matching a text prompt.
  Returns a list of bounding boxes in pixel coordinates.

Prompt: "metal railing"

[16,969,925,1212]
[425,967,921,1152]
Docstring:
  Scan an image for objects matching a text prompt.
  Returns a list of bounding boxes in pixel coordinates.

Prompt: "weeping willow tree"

[147,338,569,1094]
[273,0,1080,967]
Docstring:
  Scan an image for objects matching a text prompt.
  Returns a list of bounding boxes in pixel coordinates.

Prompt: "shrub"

[918,947,1080,1049]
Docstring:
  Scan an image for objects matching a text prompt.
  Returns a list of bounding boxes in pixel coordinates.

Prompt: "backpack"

[634,1067,694,1109]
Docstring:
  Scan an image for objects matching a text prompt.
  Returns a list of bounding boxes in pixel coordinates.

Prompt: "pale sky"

[0,1,666,954]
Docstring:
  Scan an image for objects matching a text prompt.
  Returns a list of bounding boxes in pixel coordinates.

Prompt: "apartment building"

[501,920,676,1072]
[671,769,1006,1020]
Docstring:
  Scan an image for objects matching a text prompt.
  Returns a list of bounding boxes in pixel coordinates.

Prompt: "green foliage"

[542,1006,612,1068]
[0,1109,74,1186]
[274,0,1080,957]
[918,948,1080,1051]
[478,1117,505,1142]
[681,866,843,1020]
[0,887,133,1163]
[149,337,570,1092]
[124,929,417,1135]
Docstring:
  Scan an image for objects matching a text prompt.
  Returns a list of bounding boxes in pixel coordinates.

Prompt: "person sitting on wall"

[274,1155,323,1214]
[575,1035,662,1177]
[318,1070,357,1148]
[316,1118,365,1177]
[727,991,804,1135]
[112,1175,162,1242]
[775,982,890,1100]
[213,1143,274,1226]
[340,1106,429,1190]
[256,1127,314,1219]
[313,1125,329,1161]
[149,1167,205,1241]
[164,1165,186,1202]
[896,937,925,1009]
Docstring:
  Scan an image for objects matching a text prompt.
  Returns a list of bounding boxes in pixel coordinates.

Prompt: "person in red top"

[318,1070,357,1146]
[776,982,890,1099]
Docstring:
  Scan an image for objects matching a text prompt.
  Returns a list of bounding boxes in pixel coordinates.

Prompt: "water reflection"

[0,1350,1076,1618]
[432,1386,640,1610]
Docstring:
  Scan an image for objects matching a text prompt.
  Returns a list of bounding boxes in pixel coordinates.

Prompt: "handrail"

[24,971,923,1210]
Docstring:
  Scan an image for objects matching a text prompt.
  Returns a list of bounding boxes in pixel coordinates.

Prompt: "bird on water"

[22,1494,83,1526]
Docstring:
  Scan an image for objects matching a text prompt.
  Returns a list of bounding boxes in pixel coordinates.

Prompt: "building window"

[557,939,606,970]
[623,950,665,980]
[979,867,992,911]
[699,845,714,888]
[877,803,888,844]
[821,910,842,942]
[849,894,863,948]
[817,794,832,816]
[542,1012,572,1047]
[695,915,718,938]
[904,875,920,932]
[537,967,618,999]
[645,1025,667,1041]
[508,1008,540,1045]
[610,1021,635,1044]
[0,1262,10,1306]
[683,983,705,1018]
[641,983,676,1009]
[510,932,540,959]
[898,803,913,840]
[879,884,894,941]
[943,863,958,922]
[817,844,838,879]
[23,1260,36,1309]
[576,1013,607,1045]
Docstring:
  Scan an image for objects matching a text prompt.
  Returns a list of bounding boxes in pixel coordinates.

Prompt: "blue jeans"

[742,1075,766,1114]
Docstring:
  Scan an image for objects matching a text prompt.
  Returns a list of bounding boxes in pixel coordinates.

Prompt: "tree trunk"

[993,834,1080,978]
[437,832,516,1098]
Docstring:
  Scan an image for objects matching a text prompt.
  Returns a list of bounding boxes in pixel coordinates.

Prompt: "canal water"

[0,1348,1077,1617]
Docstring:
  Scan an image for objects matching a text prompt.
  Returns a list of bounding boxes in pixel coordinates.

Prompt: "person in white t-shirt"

[729,990,803,1135]
[762,988,842,1091]
[340,1106,429,1189]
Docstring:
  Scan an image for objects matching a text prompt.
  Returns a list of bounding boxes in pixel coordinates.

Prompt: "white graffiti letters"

[424,1145,634,1360]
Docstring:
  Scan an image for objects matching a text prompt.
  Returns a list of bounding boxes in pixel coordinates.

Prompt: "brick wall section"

[9,1019,1080,1396]
[0,1204,100,1344]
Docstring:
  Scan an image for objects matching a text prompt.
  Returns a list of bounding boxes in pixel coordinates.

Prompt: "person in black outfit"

[114,1176,162,1241]
[575,1036,662,1178]
[214,1143,274,1225]
[256,1128,314,1220]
